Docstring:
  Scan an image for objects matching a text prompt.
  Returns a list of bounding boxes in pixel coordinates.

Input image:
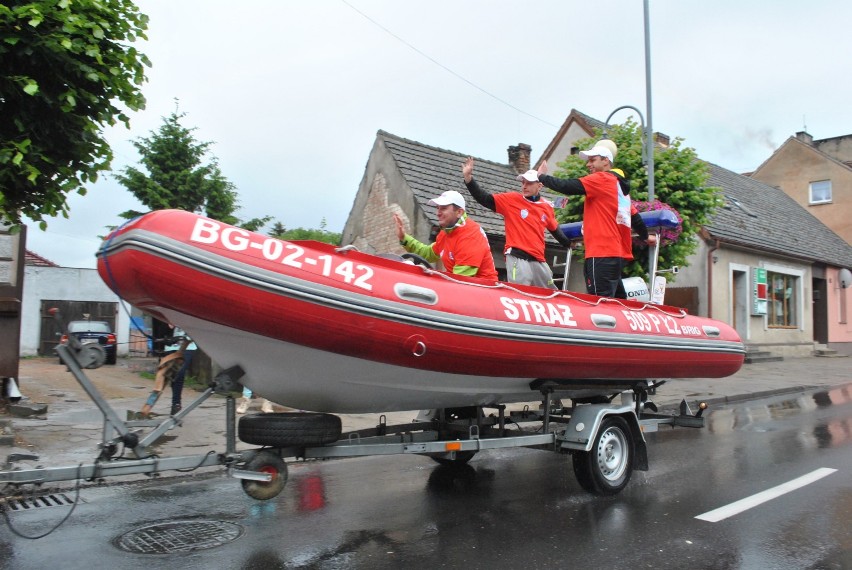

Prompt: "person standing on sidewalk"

[462,157,572,288]
[168,330,196,415]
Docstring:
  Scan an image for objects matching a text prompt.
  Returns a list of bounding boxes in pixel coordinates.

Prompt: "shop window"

[767,271,797,328]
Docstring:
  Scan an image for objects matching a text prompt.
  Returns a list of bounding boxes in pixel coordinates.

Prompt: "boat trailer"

[1,341,707,505]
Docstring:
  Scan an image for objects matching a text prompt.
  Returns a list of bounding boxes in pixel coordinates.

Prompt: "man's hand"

[393,213,406,241]
[647,234,658,246]
[537,160,548,177]
[462,157,474,183]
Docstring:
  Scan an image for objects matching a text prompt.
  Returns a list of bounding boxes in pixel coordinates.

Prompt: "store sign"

[752,267,767,315]
[651,275,667,305]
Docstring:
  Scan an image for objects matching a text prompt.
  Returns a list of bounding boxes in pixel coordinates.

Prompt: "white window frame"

[809,180,832,204]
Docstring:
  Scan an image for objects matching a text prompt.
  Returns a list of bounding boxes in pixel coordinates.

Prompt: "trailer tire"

[238,413,342,446]
[572,415,634,495]
[241,451,288,500]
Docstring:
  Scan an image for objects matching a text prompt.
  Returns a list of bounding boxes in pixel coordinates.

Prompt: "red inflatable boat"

[97,210,744,413]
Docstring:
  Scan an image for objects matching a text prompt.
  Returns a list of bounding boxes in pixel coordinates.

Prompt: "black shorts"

[584,257,625,298]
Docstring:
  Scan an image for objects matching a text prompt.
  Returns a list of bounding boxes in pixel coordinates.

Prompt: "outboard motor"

[622,276,650,302]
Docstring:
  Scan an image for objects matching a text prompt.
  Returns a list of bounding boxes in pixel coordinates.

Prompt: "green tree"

[552,119,723,280]
[0,0,150,228]
[269,218,341,245]
[114,106,270,231]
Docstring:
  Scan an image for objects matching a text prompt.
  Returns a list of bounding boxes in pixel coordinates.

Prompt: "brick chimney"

[654,132,670,148]
[796,131,813,145]
[507,143,531,173]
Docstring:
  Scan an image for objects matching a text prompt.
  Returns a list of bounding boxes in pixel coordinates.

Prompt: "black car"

[59,320,117,365]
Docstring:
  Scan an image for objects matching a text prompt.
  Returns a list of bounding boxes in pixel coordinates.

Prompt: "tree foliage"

[0,0,150,227]
[552,119,723,280]
[114,106,270,231]
[269,218,341,245]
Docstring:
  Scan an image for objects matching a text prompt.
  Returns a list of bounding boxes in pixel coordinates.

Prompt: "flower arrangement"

[632,200,683,247]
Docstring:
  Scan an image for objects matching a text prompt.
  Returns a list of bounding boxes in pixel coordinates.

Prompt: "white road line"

[695,467,838,523]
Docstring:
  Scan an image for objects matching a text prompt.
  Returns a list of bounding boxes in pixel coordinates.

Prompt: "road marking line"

[695,467,837,523]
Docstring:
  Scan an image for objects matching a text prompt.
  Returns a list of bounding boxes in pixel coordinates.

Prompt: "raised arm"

[462,157,496,211]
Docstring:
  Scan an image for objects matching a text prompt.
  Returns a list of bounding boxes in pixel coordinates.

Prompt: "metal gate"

[39,300,117,356]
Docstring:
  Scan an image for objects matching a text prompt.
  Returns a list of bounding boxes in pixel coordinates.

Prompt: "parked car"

[58,320,117,365]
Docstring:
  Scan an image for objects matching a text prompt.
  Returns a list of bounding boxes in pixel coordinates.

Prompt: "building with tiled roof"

[750,131,852,245]
[24,250,59,267]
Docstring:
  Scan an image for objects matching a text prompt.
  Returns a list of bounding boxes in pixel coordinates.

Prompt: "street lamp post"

[597,0,657,289]
[643,0,654,204]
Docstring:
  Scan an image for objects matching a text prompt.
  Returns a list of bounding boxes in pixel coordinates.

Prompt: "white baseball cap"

[579,146,614,163]
[429,190,466,209]
[516,169,540,182]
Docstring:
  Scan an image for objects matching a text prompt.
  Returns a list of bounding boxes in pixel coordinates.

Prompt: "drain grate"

[114,519,244,554]
[1,493,79,511]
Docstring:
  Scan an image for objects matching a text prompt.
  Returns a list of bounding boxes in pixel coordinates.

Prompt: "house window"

[809,180,832,204]
[767,271,797,328]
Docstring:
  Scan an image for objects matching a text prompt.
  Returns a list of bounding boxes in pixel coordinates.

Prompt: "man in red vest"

[394,189,498,280]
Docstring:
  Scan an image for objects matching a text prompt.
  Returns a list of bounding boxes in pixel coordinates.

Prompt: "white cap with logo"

[428,190,466,209]
[516,169,540,183]
[579,145,614,163]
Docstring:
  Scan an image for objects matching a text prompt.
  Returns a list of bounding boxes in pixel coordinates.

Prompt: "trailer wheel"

[238,413,342,447]
[572,415,633,495]
[241,451,288,501]
[430,450,478,466]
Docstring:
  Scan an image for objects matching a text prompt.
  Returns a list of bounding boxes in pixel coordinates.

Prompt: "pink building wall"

[827,267,852,355]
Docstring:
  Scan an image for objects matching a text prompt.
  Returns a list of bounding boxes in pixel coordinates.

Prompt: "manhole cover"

[114,519,244,554]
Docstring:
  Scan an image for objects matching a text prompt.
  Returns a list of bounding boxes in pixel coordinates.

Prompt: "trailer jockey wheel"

[241,451,288,501]
[76,343,107,369]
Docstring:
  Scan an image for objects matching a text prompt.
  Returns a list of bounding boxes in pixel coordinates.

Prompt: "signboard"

[752,267,767,315]
[651,276,667,305]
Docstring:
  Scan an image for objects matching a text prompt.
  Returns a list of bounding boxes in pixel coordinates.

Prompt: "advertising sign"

[752,267,767,315]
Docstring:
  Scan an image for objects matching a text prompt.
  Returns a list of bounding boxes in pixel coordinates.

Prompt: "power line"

[340,0,559,129]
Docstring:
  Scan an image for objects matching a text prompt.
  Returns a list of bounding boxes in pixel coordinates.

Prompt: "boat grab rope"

[335,244,688,319]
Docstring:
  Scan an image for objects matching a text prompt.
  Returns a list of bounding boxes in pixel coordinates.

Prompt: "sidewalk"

[2,355,850,476]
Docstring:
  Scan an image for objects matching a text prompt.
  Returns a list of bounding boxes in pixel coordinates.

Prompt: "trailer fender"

[558,403,648,471]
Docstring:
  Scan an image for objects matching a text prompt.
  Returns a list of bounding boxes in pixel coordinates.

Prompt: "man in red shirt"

[462,157,572,288]
[537,146,635,297]
[394,189,497,281]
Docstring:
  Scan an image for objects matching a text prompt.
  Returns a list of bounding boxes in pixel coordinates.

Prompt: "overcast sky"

[23,0,852,268]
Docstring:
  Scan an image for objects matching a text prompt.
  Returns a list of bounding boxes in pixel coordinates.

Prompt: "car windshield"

[68,321,111,334]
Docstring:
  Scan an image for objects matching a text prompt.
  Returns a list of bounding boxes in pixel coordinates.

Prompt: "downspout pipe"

[707,238,721,317]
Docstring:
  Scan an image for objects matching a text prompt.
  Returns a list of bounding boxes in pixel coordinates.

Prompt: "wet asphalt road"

[2,384,851,570]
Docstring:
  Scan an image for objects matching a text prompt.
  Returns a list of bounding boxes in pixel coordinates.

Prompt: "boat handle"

[591,314,617,329]
[394,283,438,305]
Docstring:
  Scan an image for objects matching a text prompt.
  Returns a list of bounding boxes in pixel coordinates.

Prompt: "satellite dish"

[840,268,852,289]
